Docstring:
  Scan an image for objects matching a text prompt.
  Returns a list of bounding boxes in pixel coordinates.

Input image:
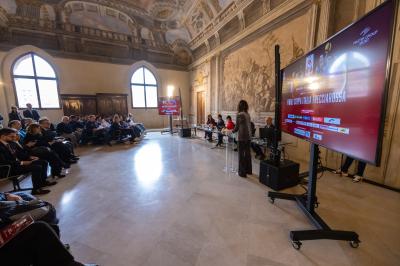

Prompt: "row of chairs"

[0,165,31,192]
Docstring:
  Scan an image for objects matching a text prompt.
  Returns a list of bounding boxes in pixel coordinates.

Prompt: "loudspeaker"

[259,159,300,190]
[180,128,191,138]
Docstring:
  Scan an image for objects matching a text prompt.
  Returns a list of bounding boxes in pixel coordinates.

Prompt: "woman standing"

[233,100,252,178]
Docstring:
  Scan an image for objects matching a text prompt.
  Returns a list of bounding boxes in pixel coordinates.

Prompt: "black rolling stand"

[267,143,360,250]
[161,115,178,135]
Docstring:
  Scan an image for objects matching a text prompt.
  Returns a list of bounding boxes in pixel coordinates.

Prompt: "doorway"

[197,91,205,125]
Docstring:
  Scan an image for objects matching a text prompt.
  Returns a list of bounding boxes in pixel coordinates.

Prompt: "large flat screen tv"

[280,0,396,165]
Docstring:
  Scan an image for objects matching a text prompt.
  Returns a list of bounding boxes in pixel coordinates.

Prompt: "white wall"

[0,46,190,128]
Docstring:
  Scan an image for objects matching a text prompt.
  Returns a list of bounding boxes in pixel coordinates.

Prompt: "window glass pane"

[145,86,158,108]
[131,67,144,84]
[144,68,157,85]
[37,79,60,108]
[14,78,39,108]
[34,55,56,78]
[13,54,34,76]
[132,85,145,107]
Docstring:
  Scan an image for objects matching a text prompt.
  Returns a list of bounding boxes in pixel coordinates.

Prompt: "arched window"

[130,67,158,108]
[12,53,60,109]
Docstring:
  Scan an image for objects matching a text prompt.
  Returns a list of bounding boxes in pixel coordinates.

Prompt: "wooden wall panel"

[61,95,97,116]
[96,93,128,117]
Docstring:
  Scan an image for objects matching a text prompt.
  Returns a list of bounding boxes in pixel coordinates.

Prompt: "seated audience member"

[205,114,216,142]
[333,156,366,182]
[23,103,40,121]
[225,116,235,130]
[0,128,54,195]
[69,115,84,132]
[126,115,145,139]
[8,120,26,143]
[110,115,135,143]
[251,117,274,160]
[8,106,24,125]
[127,113,146,133]
[215,114,225,147]
[0,191,60,235]
[81,115,111,145]
[56,116,80,147]
[22,124,66,178]
[25,122,77,165]
[94,116,110,129]
[23,118,34,129]
[0,221,97,266]
[39,118,79,163]
[223,115,236,145]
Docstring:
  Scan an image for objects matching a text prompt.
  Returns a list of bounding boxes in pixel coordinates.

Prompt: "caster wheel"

[269,198,275,204]
[292,241,302,250]
[349,240,360,248]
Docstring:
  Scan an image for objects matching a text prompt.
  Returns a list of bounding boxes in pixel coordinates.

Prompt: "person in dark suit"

[251,117,275,160]
[23,103,40,121]
[24,121,75,164]
[8,106,23,124]
[232,100,252,178]
[69,115,84,132]
[56,116,80,147]
[22,124,66,178]
[0,128,54,195]
[38,118,78,164]
[215,114,225,147]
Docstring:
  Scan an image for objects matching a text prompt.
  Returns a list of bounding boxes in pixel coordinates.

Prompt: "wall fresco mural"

[220,14,309,115]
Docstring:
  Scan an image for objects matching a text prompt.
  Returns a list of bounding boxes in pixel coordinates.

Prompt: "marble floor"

[4,133,400,266]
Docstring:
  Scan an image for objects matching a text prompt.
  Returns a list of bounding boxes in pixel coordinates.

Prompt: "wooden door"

[197,91,205,125]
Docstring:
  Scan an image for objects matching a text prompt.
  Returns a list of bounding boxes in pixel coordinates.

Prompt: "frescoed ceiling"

[12,0,234,42]
[1,0,236,51]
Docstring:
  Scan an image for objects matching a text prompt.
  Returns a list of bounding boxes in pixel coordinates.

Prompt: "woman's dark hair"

[218,114,222,119]
[237,100,249,113]
[226,115,232,120]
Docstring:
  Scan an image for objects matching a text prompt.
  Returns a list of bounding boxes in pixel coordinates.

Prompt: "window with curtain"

[130,67,158,108]
[12,53,60,109]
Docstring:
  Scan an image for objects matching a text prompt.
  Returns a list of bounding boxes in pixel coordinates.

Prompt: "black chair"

[0,165,32,192]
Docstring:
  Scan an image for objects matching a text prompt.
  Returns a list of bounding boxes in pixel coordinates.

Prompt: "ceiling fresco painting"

[0,0,245,66]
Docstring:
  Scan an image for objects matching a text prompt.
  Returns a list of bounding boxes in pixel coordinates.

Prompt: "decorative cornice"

[188,0,312,69]
[188,0,253,50]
